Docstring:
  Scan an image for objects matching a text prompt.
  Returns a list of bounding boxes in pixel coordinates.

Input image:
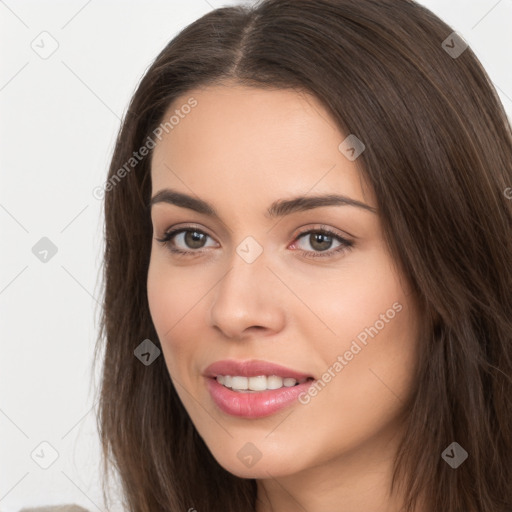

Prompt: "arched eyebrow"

[149,188,377,218]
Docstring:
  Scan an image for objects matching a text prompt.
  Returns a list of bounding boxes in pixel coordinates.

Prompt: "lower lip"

[206,377,315,418]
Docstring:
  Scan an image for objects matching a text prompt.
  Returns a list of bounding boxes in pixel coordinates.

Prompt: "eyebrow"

[149,188,377,218]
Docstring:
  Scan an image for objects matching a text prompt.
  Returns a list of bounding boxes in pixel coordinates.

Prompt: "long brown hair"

[94,0,512,510]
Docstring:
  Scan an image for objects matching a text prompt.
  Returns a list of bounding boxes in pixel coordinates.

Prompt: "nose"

[209,247,286,340]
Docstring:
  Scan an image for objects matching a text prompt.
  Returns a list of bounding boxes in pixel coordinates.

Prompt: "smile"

[216,374,311,392]
[206,376,316,418]
[203,359,316,418]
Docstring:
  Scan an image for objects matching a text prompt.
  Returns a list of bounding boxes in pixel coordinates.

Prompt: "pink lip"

[203,359,315,418]
[203,359,314,380]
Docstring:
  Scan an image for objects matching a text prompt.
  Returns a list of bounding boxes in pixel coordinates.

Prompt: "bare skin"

[147,82,424,512]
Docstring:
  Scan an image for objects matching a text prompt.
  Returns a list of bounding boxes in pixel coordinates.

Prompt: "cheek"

[292,248,419,431]
[146,256,205,374]
[147,250,211,327]
[286,246,407,352]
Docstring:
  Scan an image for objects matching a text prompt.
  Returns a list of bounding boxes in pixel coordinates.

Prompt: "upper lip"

[204,359,314,380]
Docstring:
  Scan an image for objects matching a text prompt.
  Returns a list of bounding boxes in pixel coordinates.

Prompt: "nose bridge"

[220,233,269,295]
[209,237,285,337]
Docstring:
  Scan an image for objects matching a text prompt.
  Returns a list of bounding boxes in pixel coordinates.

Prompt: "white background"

[1,1,511,511]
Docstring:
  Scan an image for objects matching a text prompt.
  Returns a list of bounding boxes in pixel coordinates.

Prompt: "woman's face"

[147,83,420,480]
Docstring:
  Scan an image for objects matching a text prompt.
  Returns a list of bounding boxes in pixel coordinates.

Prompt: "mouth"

[214,374,315,392]
[203,358,315,382]
[203,359,317,418]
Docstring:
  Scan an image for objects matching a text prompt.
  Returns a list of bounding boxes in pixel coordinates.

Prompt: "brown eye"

[292,228,354,259]
[308,232,334,252]
[183,230,207,249]
[156,228,217,254]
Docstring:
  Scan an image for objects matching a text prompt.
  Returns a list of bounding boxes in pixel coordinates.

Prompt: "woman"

[94,0,512,510]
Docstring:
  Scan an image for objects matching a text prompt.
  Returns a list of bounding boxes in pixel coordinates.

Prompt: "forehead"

[150,84,374,209]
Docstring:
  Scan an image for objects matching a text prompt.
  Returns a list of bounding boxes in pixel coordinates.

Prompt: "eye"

[155,225,354,259]
[155,227,217,255]
[290,227,354,258]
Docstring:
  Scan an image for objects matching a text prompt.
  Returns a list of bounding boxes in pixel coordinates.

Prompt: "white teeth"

[216,374,308,392]
[267,375,283,389]
[231,376,248,390]
[248,375,267,391]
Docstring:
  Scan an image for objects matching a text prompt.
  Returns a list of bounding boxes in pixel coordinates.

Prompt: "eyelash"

[155,225,354,259]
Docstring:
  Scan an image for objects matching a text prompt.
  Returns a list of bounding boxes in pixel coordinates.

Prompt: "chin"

[207,442,305,480]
